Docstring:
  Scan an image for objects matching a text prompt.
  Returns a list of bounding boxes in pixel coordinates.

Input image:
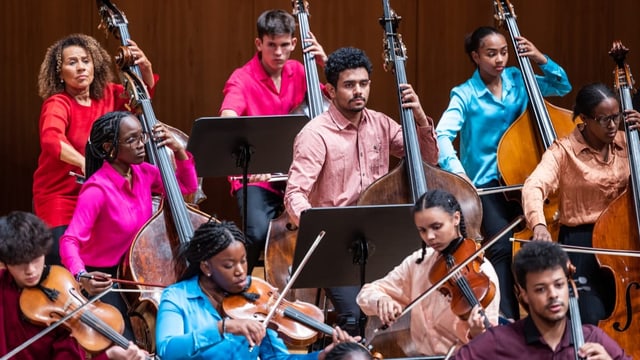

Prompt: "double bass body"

[590,42,640,359]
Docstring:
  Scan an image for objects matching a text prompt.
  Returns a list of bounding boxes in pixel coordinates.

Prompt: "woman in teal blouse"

[435,26,571,321]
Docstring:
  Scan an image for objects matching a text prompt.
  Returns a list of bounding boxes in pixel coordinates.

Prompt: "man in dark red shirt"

[0,211,147,359]
[452,240,630,360]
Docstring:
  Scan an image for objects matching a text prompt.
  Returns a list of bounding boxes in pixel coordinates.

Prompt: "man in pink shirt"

[284,47,439,336]
[219,9,327,273]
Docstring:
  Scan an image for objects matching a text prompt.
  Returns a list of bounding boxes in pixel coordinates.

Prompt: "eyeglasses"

[119,132,149,147]
[587,112,624,127]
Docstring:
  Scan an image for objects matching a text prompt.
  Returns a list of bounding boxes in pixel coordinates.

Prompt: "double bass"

[493,0,574,240]
[358,1,483,357]
[97,0,213,352]
[591,41,640,359]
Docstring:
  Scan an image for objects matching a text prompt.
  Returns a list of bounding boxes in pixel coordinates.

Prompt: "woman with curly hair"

[32,33,157,266]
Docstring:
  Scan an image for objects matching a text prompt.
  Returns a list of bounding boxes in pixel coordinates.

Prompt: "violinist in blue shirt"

[155,221,357,360]
[435,26,571,322]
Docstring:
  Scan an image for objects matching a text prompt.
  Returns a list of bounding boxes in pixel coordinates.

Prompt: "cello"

[97,0,213,352]
[264,0,327,304]
[591,41,640,359]
[358,2,483,357]
[493,0,574,240]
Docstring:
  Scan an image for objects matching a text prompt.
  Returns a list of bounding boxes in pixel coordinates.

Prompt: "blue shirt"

[436,56,571,186]
[156,275,319,360]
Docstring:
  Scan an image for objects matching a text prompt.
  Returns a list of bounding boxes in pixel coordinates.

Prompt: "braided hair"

[85,111,131,179]
[324,342,373,360]
[413,189,467,264]
[179,220,246,281]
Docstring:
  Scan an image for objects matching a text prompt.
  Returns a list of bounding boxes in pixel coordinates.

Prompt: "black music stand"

[291,203,422,288]
[186,115,308,234]
[291,203,422,338]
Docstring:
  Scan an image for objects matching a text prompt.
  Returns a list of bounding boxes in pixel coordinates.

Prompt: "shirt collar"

[250,52,293,84]
[569,124,624,156]
[184,275,207,300]
[101,162,131,190]
[523,316,575,347]
[470,68,515,99]
[327,102,370,130]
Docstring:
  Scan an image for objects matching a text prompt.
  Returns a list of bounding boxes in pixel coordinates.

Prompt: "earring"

[60,78,64,83]
[206,273,211,277]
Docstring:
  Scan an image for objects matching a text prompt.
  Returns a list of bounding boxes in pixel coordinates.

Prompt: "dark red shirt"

[452,316,631,360]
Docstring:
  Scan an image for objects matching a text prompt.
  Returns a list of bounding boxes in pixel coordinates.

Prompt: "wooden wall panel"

[2,0,640,227]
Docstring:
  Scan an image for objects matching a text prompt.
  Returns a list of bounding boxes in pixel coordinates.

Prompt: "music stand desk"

[291,204,422,289]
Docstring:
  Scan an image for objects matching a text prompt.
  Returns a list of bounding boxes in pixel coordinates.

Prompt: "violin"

[221,276,334,347]
[18,265,156,358]
[428,238,496,329]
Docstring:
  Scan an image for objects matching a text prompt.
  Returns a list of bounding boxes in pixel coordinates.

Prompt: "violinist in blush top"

[452,241,630,360]
[0,211,147,360]
[155,221,358,360]
[356,189,500,356]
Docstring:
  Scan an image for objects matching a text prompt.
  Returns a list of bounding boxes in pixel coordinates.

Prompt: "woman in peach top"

[356,189,500,356]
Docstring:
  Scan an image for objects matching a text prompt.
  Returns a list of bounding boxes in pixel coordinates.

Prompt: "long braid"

[413,189,467,264]
[179,220,246,281]
[85,111,129,179]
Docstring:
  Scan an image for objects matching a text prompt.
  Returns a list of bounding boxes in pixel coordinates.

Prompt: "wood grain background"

[2,0,639,224]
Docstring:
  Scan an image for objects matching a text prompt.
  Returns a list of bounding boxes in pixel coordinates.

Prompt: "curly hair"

[324,47,373,87]
[37,33,113,100]
[512,240,569,290]
[179,220,246,281]
[413,189,468,264]
[0,212,53,265]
